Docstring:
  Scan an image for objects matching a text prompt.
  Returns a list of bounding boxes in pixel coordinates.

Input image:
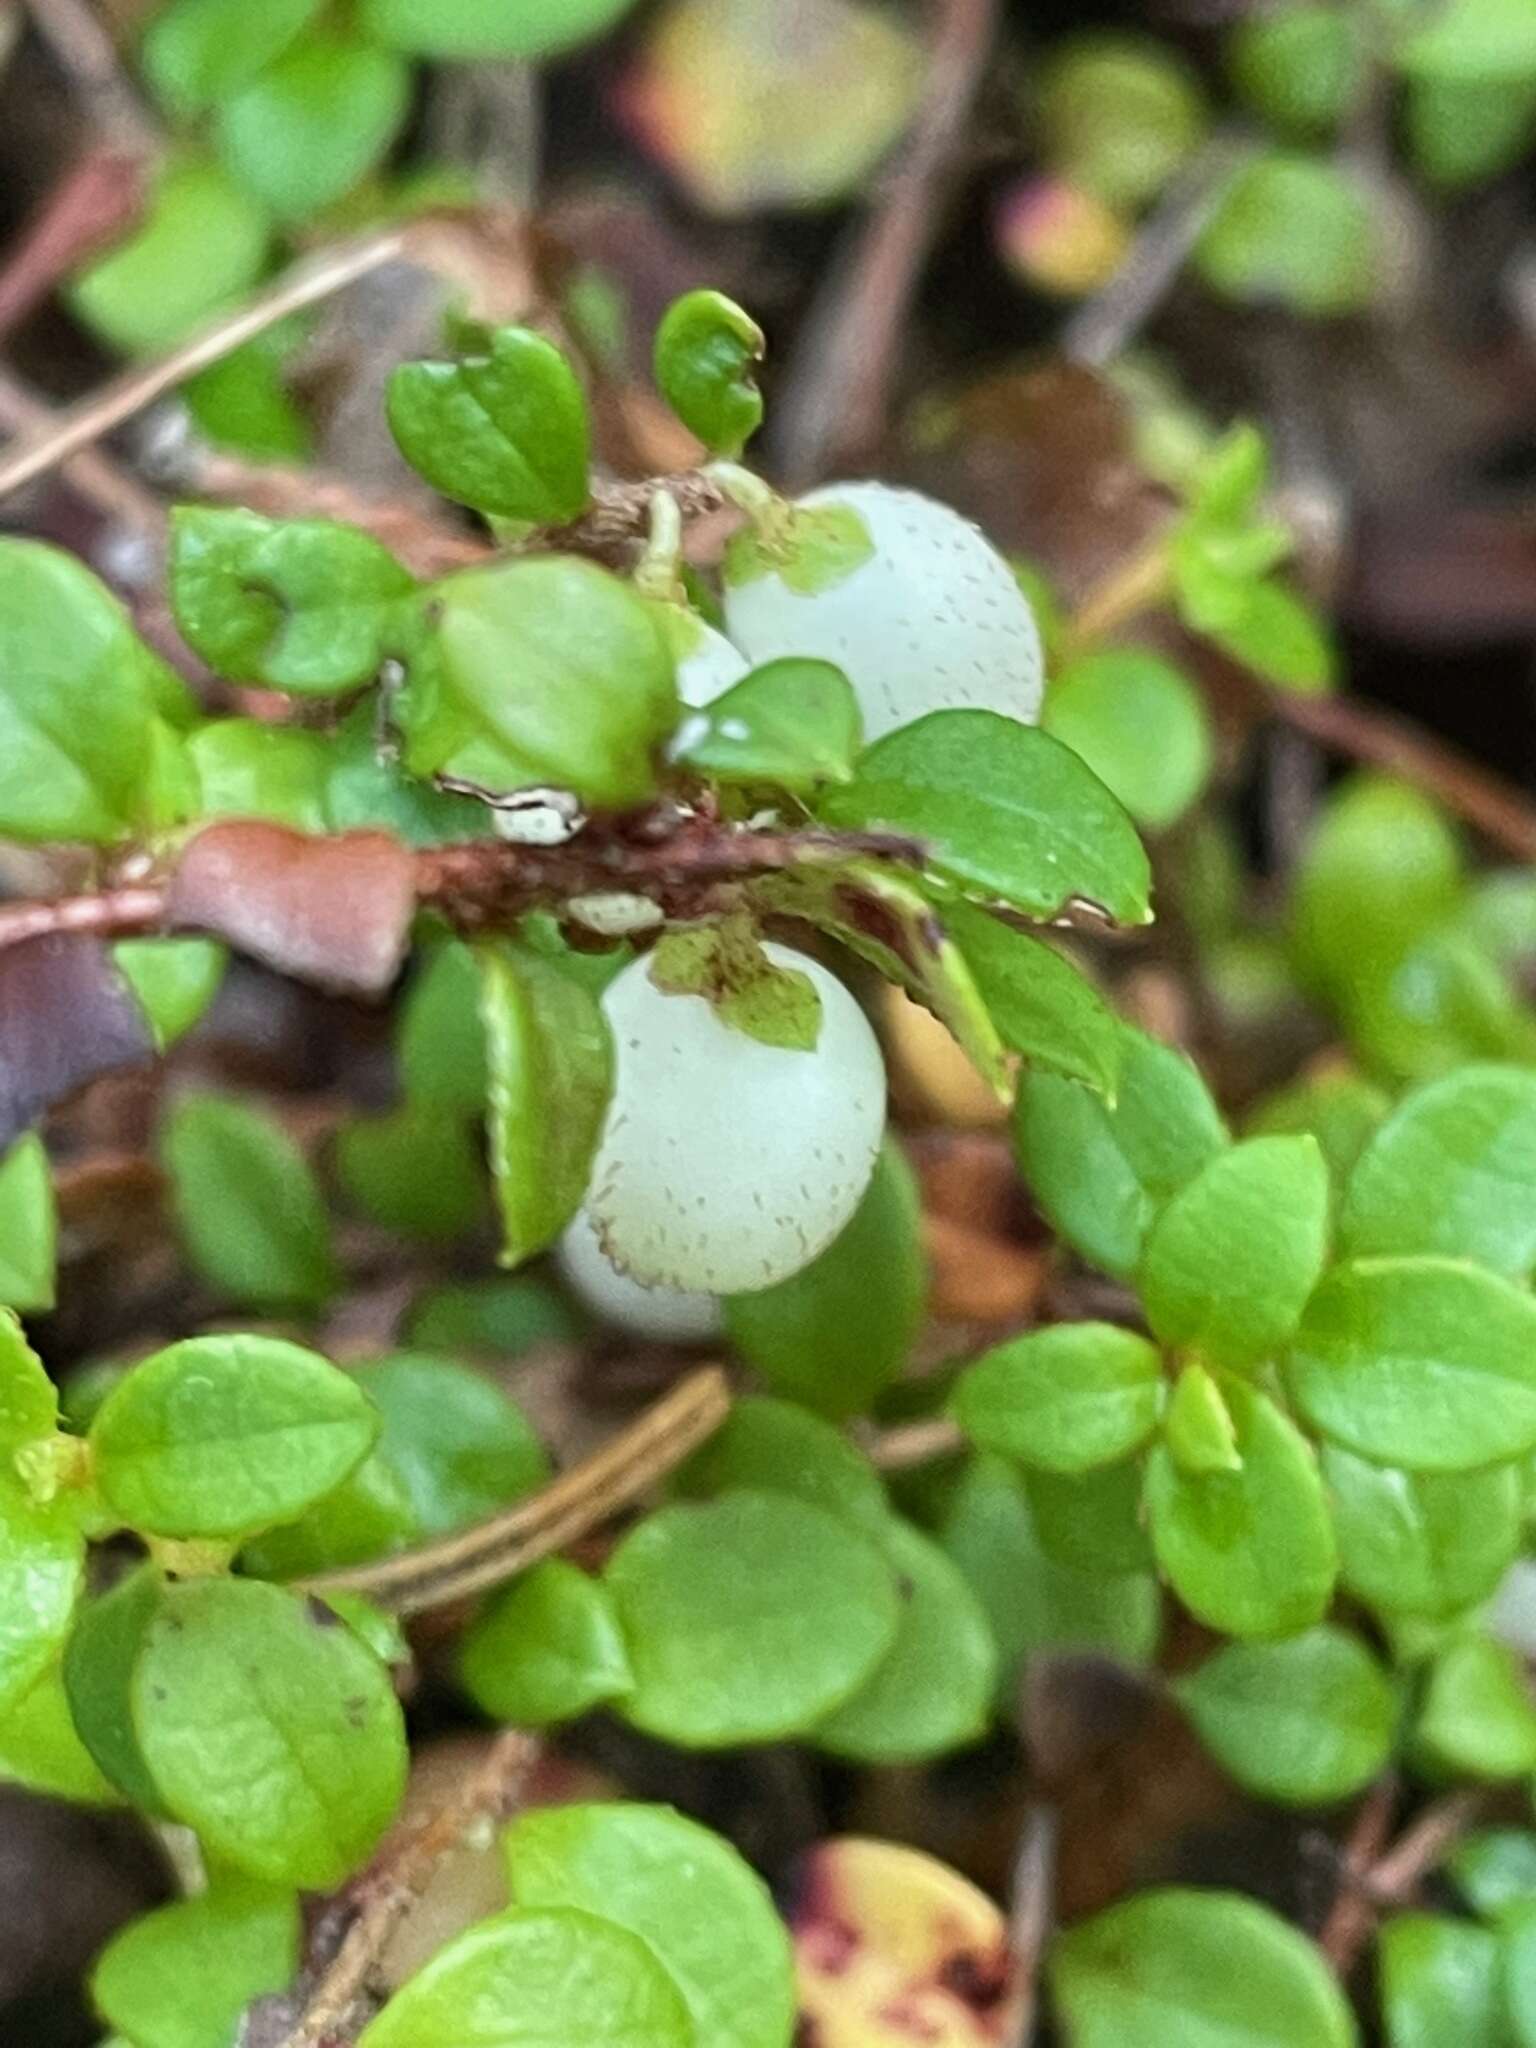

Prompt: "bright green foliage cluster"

[1024,0,1536,320]
[6,285,1536,2048]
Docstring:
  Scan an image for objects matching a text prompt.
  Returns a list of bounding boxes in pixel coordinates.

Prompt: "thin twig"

[1007,1804,1056,2048]
[1272,689,1536,866]
[22,0,162,152]
[0,821,928,960]
[303,1367,731,1615]
[770,0,1000,485]
[270,1729,540,2048]
[866,1415,965,1472]
[0,228,414,503]
[1061,132,1253,368]
[0,368,167,547]
[1320,1782,1483,1978]
[1317,1773,1397,1974]
[0,146,150,340]
[181,454,727,575]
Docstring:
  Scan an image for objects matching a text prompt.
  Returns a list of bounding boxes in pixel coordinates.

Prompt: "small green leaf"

[171,506,415,695]
[354,1353,549,1539]
[1416,1634,1536,1781]
[183,329,311,463]
[1196,151,1378,317]
[336,1106,486,1242]
[814,1517,997,1765]
[142,0,323,116]
[1174,1626,1395,1805]
[947,902,1123,1098]
[604,1490,900,1747]
[64,1566,170,1812]
[675,1395,889,1532]
[1164,1362,1242,1476]
[1340,1065,1536,1279]
[1229,4,1365,137]
[756,864,1010,1099]
[1051,1887,1356,2048]
[406,1276,581,1357]
[955,1323,1164,1475]
[360,0,643,59]
[115,938,228,1049]
[461,1561,632,1726]
[1026,1458,1154,1575]
[70,157,272,357]
[93,1876,299,2048]
[0,1662,118,1805]
[131,1577,407,1889]
[161,1092,338,1312]
[821,709,1153,926]
[0,540,170,844]
[723,1139,926,1418]
[0,1139,55,1314]
[480,939,613,1265]
[1204,578,1336,692]
[1504,1900,1536,2048]
[1395,0,1536,81]
[90,1334,378,1540]
[940,1454,1161,1692]
[675,657,860,790]
[189,718,331,830]
[400,939,489,1113]
[0,1478,84,1717]
[323,702,494,846]
[1038,33,1209,209]
[238,1452,416,1579]
[1451,1830,1536,1922]
[0,1312,57,1454]
[1287,1257,1536,1471]
[507,1802,794,2048]
[1293,776,1465,1005]
[1379,1914,1508,2048]
[358,1908,692,2048]
[1014,1025,1228,1279]
[403,556,679,809]
[1405,71,1536,187]
[1146,1374,1337,1637]
[651,918,822,1052]
[214,32,410,222]
[1324,1445,1520,1619]
[1139,1135,1330,1366]
[1246,1069,1390,1186]
[654,289,765,456]
[387,327,590,523]
[1045,650,1213,829]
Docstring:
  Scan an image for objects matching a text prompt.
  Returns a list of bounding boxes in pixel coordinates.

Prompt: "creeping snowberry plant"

[4,289,1536,2048]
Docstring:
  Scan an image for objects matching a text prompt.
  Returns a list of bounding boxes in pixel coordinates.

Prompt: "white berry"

[723,481,1044,741]
[584,942,886,1294]
[558,1206,723,1343]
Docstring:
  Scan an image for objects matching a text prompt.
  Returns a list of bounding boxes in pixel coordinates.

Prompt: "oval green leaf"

[955,1322,1164,1475]
[1323,1444,1520,1619]
[461,1560,633,1727]
[654,289,765,456]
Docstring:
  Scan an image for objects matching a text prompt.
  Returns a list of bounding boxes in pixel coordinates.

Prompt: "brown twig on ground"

[769,0,1000,486]
[0,228,414,503]
[303,1366,731,1615]
[0,146,150,339]
[271,1729,541,2048]
[0,366,168,548]
[866,1415,965,1472]
[21,0,163,152]
[1319,1781,1483,1978]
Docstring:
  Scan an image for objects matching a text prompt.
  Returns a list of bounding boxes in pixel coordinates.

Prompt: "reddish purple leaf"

[167,822,416,998]
[0,934,154,1154]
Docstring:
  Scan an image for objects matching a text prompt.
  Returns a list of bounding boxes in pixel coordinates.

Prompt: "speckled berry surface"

[723,482,1044,741]
[558,1204,723,1342]
[583,942,886,1294]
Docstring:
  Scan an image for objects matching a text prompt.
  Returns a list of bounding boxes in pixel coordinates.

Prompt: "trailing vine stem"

[0,820,928,957]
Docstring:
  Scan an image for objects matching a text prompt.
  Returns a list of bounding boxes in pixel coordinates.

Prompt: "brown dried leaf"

[0,934,154,1155]
[167,822,416,997]
[789,1837,1023,2048]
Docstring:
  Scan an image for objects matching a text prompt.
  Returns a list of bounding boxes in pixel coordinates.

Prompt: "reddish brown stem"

[0,147,150,340]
